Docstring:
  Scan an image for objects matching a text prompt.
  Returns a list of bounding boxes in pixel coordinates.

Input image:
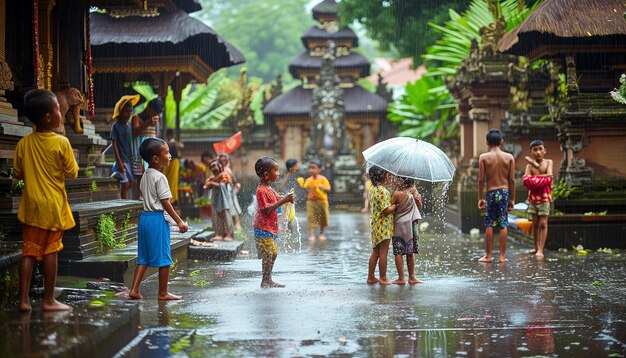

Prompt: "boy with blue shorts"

[478,128,516,263]
[253,157,295,288]
[128,137,188,300]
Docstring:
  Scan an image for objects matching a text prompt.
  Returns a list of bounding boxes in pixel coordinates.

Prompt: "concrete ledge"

[188,240,244,262]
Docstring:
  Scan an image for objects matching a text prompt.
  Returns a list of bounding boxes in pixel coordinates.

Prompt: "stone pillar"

[284,126,302,160]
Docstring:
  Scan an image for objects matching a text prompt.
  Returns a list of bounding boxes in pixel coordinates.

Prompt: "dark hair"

[208,159,223,172]
[399,176,415,188]
[166,128,174,138]
[201,151,212,160]
[286,158,298,171]
[529,139,544,148]
[139,137,167,162]
[309,159,322,169]
[486,128,503,147]
[146,97,164,114]
[218,153,229,162]
[368,166,386,185]
[24,89,57,126]
[255,156,277,178]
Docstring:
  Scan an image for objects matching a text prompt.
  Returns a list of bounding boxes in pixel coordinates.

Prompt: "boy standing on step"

[14,89,79,311]
[128,137,188,300]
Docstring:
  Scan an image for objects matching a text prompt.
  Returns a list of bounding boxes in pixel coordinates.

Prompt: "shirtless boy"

[477,128,516,263]
[523,140,553,259]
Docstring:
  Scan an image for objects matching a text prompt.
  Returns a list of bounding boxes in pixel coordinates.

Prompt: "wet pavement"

[116,212,626,357]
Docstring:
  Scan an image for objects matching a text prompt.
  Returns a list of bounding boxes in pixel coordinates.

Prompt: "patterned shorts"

[485,189,509,228]
[256,238,277,259]
[392,223,420,256]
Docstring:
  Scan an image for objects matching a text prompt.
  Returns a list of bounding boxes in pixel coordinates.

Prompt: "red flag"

[213,131,242,155]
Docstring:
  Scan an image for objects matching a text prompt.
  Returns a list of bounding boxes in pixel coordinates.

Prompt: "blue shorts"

[485,189,509,228]
[137,211,172,267]
[112,161,134,184]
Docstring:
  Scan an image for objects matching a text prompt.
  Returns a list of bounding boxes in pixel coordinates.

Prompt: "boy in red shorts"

[14,89,79,311]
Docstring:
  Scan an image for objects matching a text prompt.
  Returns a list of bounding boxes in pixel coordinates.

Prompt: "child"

[367,166,396,284]
[128,137,188,300]
[15,89,79,311]
[278,159,299,230]
[297,159,331,241]
[110,95,140,199]
[218,153,243,233]
[523,139,553,259]
[253,156,295,288]
[478,128,516,263]
[203,159,234,241]
[390,176,424,285]
[361,172,373,213]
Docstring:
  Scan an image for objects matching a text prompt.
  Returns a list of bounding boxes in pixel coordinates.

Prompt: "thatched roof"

[289,52,371,78]
[91,10,244,70]
[263,85,387,117]
[498,0,626,57]
[302,26,358,48]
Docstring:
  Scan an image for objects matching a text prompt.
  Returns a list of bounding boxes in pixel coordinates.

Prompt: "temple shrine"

[263,0,388,205]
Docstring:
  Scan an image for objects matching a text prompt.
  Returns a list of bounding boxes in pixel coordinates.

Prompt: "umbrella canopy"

[362,137,456,183]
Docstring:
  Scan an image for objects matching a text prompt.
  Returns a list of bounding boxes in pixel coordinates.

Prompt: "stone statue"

[55,87,84,134]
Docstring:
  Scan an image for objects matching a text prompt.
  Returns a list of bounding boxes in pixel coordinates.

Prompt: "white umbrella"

[362,137,455,182]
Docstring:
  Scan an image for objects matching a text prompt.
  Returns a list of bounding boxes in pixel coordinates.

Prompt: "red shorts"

[22,225,64,261]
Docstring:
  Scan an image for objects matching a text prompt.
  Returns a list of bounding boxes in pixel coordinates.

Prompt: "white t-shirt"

[140,168,172,212]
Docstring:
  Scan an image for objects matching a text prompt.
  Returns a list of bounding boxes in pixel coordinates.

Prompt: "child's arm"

[544,159,554,176]
[477,156,486,209]
[161,198,188,233]
[383,191,399,215]
[62,139,79,178]
[261,191,295,215]
[112,139,124,171]
[508,155,516,209]
[410,187,423,210]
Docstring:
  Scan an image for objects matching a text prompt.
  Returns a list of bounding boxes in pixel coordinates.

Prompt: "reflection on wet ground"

[118,212,626,357]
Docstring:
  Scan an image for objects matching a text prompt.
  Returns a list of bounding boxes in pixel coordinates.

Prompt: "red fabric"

[253,185,280,234]
[213,131,242,155]
[523,175,553,204]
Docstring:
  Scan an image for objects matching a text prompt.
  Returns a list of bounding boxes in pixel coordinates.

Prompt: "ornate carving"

[479,17,506,59]
[309,42,346,159]
[0,60,14,91]
[565,55,579,97]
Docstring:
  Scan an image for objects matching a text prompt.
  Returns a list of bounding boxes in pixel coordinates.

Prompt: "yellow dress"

[369,185,394,247]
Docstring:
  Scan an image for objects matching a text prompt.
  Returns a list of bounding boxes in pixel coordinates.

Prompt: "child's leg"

[479,227,494,262]
[41,252,71,311]
[531,213,540,253]
[498,227,508,262]
[261,254,284,288]
[367,247,380,284]
[391,254,406,284]
[319,226,327,240]
[121,182,130,199]
[129,264,147,299]
[407,254,423,284]
[19,256,35,312]
[535,216,549,258]
[378,239,391,284]
[158,266,181,300]
[308,227,316,241]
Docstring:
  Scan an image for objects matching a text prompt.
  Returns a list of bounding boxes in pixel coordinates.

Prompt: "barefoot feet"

[42,299,72,312]
[19,301,32,312]
[158,292,182,300]
[261,281,285,288]
[408,277,424,284]
[391,279,406,285]
[128,290,143,300]
[367,277,380,284]
[478,256,493,263]
[498,257,508,263]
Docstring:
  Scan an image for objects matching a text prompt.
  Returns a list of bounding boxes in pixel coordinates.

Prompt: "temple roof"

[91,0,201,14]
[263,85,387,117]
[289,52,371,78]
[497,0,626,57]
[91,9,245,71]
[312,0,338,21]
[301,26,358,48]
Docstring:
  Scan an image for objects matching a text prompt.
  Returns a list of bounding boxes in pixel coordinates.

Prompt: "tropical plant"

[610,73,626,105]
[132,70,239,129]
[388,76,456,143]
[388,0,540,142]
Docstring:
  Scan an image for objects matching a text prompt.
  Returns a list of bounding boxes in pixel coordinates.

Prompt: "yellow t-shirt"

[302,175,331,203]
[13,132,78,231]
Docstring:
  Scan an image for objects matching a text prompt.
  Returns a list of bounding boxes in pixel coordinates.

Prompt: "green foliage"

[194,197,211,207]
[119,211,132,245]
[610,73,626,105]
[132,71,239,129]
[552,179,578,200]
[388,76,457,143]
[197,0,314,81]
[90,180,98,191]
[95,213,125,253]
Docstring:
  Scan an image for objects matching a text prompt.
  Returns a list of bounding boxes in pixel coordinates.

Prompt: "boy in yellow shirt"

[298,159,331,241]
[14,89,79,311]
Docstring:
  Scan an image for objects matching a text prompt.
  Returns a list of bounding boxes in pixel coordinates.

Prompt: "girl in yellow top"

[297,159,331,241]
[14,89,78,312]
[367,166,396,284]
